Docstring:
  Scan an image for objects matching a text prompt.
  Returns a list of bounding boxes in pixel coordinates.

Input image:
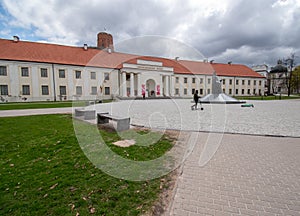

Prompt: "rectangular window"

[207,89,210,94]
[200,78,203,84]
[22,85,30,95]
[242,80,245,85]
[199,89,203,95]
[91,86,97,95]
[0,85,8,95]
[76,86,82,95]
[41,85,49,95]
[59,86,66,95]
[0,66,7,76]
[248,80,251,85]
[175,77,179,83]
[222,79,226,85]
[229,89,232,95]
[184,88,187,95]
[229,79,232,85]
[105,87,110,95]
[75,70,81,79]
[192,88,195,94]
[248,89,251,94]
[207,78,211,84]
[242,89,245,95]
[236,89,239,95]
[184,77,187,84]
[259,80,262,86]
[40,68,48,77]
[59,69,65,78]
[192,78,195,83]
[236,80,239,85]
[21,67,29,77]
[223,88,226,93]
[104,72,109,81]
[91,72,96,80]
[253,89,256,95]
[254,80,257,86]
[175,88,179,94]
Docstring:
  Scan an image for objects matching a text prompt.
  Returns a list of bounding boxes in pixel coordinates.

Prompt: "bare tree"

[283,53,296,96]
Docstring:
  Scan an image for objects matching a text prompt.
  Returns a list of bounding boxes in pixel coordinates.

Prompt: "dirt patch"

[112,139,136,147]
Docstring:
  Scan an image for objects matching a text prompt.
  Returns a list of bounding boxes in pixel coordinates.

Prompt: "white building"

[0,33,265,102]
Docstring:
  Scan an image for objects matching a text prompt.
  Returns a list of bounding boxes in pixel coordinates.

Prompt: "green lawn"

[235,95,300,100]
[0,115,174,216]
[0,100,113,110]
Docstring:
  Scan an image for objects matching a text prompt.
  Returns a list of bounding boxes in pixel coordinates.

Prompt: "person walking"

[191,90,199,110]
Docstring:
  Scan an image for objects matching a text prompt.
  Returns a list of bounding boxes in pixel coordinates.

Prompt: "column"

[130,72,134,97]
[159,75,163,96]
[196,76,199,93]
[122,71,127,97]
[165,75,170,96]
[170,75,175,96]
[137,73,141,96]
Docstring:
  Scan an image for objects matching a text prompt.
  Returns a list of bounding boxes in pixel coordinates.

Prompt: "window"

[104,73,109,81]
[253,89,256,95]
[184,88,187,95]
[105,87,110,95]
[242,89,245,95]
[192,88,195,94]
[21,67,29,77]
[41,68,48,77]
[75,70,81,79]
[222,79,226,85]
[41,85,49,95]
[236,80,239,85]
[259,80,262,86]
[175,77,179,83]
[22,85,30,95]
[254,80,257,86]
[229,79,232,85]
[59,69,65,78]
[229,89,232,95]
[259,89,262,95]
[199,89,203,95]
[0,66,7,76]
[91,72,96,80]
[207,78,211,84]
[207,89,210,94]
[200,78,203,84]
[248,80,251,85]
[248,89,251,95]
[223,88,226,93]
[236,89,239,95]
[175,88,179,95]
[91,86,97,95]
[184,77,187,84]
[59,86,66,95]
[192,78,195,83]
[242,80,245,85]
[0,85,8,95]
[76,86,82,95]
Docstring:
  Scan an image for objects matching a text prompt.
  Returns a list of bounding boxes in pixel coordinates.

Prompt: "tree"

[283,53,296,96]
[291,66,300,94]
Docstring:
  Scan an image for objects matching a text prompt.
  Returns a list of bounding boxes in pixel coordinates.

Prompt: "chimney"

[83,44,88,50]
[13,35,19,42]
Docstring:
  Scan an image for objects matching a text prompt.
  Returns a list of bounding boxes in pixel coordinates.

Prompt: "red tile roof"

[0,38,264,78]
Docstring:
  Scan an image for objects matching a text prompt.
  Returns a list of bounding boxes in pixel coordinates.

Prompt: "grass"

[235,95,300,100]
[0,100,113,110]
[0,114,174,216]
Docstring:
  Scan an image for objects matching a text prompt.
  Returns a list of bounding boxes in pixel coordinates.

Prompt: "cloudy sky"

[0,0,299,67]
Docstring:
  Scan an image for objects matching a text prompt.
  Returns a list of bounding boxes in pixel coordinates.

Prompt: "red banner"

[156,85,160,95]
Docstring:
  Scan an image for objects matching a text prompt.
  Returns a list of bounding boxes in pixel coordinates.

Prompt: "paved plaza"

[1,99,299,215]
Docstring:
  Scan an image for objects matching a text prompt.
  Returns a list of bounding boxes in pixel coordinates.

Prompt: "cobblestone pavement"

[166,132,300,216]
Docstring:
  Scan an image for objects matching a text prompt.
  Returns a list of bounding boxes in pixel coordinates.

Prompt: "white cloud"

[1,0,300,65]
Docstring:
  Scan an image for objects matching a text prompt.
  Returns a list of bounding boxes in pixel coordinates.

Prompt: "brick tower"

[97,32,114,51]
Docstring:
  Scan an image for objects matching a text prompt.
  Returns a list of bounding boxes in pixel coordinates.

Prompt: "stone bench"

[97,112,130,131]
[75,108,96,120]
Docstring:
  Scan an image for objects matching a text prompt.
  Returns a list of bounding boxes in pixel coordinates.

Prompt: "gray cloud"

[1,0,300,66]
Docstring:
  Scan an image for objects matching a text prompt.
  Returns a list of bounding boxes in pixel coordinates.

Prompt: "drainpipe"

[52,64,56,101]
